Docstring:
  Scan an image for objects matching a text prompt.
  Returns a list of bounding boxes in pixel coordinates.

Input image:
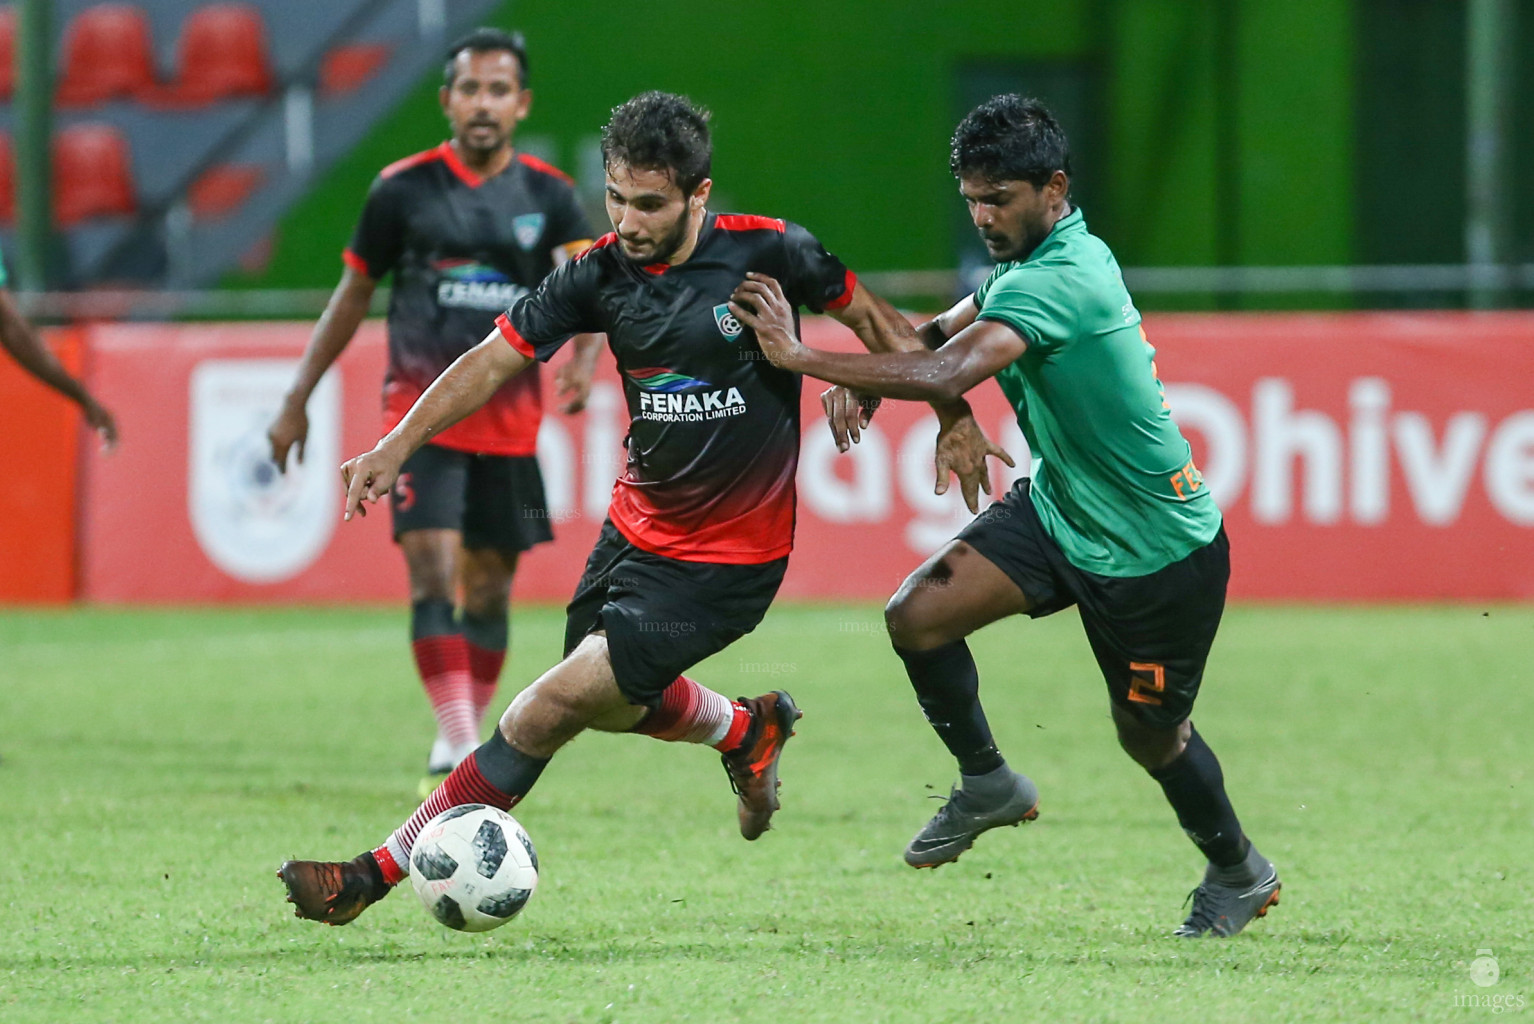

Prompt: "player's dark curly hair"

[950,95,1070,188]
[601,91,712,195]
[444,27,529,88]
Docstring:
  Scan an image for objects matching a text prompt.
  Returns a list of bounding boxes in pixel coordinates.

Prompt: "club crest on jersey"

[513,213,545,251]
[712,303,744,340]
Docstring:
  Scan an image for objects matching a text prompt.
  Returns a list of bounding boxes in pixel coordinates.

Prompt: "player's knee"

[461,588,509,623]
[403,553,455,603]
[498,678,587,756]
[400,531,459,601]
[460,550,517,617]
[406,574,453,604]
[1114,711,1189,770]
[884,588,943,650]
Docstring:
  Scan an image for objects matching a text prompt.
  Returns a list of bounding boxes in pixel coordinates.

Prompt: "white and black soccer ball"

[409,804,538,932]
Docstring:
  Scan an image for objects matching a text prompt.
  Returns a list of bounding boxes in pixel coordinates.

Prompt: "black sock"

[1148,728,1248,867]
[358,851,392,897]
[893,640,1004,775]
[461,609,508,651]
[411,598,457,640]
[473,728,550,800]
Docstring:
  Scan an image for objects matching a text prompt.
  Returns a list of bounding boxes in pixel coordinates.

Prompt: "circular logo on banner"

[188,360,340,584]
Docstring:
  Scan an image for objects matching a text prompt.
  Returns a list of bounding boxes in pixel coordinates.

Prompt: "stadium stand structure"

[0,0,501,288]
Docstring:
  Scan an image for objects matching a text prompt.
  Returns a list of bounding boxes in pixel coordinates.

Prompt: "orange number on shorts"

[1128,662,1166,706]
[392,473,415,512]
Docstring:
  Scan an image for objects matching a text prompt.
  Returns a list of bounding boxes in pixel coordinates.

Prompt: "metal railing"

[12,263,1534,321]
[863,264,1534,299]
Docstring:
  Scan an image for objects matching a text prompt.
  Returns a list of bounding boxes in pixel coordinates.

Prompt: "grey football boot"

[904,766,1040,868]
[1173,846,1282,937]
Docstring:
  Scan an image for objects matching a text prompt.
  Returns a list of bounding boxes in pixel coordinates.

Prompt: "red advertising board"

[79,322,400,602]
[1152,312,1534,600]
[76,313,1534,604]
[1,328,85,603]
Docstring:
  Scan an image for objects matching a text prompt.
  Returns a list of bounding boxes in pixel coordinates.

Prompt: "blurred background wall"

[234,0,1533,309]
[1,0,1530,605]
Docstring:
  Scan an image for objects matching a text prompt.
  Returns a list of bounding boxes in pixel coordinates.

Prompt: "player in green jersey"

[730,95,1279,938]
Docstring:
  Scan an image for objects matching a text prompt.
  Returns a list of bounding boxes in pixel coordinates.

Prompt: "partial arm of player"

[820,282,955,445]
[341,333,532,520]
[553,333,605,414]
[915,291,981,350]
[547,237,606,414]
[735,275,1022,402]
[817,289,979,440]
[820,281,1013,510]
[0,288,118,448]
[269,265,375,472]
[732,275,1016,511]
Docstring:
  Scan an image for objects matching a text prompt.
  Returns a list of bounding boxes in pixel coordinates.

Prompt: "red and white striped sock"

[412,634,477,749]
[631,676,751,751]
[467,642,506,727]
[375,751,522,884]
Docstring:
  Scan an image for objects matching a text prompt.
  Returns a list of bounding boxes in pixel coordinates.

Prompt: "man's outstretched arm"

[731,273,1026,405]
[0,288,118,447]
[341,332,532,519]
[731,274,1019,511]
[820,281,972,440]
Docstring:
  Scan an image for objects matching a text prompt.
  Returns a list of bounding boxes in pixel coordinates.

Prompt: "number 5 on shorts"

[1127,661,1165,706]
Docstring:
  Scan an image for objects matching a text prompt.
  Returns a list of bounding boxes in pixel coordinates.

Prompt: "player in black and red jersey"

[277,91,1011,924]
[267,29,604,792]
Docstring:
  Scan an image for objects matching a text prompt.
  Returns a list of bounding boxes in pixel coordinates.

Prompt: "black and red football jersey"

[494,213,856,564]
[345,142,593,455]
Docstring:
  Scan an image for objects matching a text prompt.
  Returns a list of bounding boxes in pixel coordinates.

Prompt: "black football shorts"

[957,478,1230,728]
[563,518,788,706]
[389,443,554,553]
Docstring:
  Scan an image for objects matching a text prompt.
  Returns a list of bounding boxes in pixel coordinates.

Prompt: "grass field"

[1,603,1530,1022]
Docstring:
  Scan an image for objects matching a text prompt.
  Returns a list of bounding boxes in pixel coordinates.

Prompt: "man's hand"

[268,398,309,473]
[934,412,1015,513]
[554,359,593,414]
[820,385,881,453]
[555,334,606,414]
[340,443,405,521]
[82,396,118,452]
[728,273,803,370]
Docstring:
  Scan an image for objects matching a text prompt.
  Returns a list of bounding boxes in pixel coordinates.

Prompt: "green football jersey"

[973,207,1220,577]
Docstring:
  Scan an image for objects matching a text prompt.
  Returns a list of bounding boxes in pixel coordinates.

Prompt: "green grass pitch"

[1,603,1529,1022]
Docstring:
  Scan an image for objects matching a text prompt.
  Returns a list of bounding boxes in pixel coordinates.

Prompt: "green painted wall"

[1237,0,1354,266]
[1105,0,1222,267]
[236,0,1354,290]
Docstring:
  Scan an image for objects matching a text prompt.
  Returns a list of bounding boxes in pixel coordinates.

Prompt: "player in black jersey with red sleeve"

[278,92,1012,924]
[268,29,604,794]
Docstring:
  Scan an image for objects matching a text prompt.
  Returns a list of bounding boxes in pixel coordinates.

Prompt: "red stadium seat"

[0,132,13,224]
[0,7,15,102]
[53,124,137,226]
[188,163,262,220]
[156,4,274,106]
[55,4,159,107]
[319,43,391,97]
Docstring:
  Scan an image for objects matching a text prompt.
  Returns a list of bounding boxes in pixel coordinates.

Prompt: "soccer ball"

[409,804,539,932]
